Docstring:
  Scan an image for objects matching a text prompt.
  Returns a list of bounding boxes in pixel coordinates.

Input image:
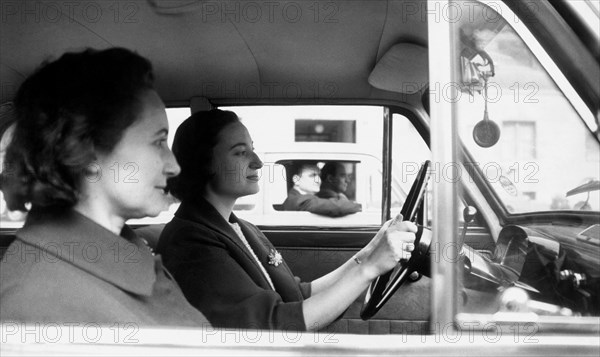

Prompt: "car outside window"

[391,113,432,222]
[226,105,385,227]
[222,105,431,228]
[1,105,432,228]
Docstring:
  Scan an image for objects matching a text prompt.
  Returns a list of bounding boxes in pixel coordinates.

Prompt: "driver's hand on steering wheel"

[356,216,418,281]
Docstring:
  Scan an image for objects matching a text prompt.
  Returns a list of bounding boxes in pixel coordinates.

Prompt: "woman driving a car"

[157,109,417,331]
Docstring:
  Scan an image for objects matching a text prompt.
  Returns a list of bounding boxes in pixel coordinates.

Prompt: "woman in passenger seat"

[157,109,417,331]
[0,48,210,327]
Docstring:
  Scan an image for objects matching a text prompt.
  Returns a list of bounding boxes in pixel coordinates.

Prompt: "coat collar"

[174,197,304,300]
[175,196,243,239]
[17,210,157,296]
[175,197,274,287]
[289,188,303,197]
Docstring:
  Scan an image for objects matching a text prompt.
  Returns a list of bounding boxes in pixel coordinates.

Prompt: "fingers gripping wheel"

[360,161,432,320]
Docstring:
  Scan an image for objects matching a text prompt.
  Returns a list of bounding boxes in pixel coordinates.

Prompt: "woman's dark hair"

[1,48,154,211]
[168,109,240,201]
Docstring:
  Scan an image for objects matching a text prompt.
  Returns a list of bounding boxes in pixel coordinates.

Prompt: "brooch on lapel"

[268,249,283,267]
[140,238,155,256]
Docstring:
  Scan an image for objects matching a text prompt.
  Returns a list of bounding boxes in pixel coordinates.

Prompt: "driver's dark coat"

[156,197,311,331]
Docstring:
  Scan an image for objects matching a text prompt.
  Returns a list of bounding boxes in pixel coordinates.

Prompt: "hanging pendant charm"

[268,249,283,267]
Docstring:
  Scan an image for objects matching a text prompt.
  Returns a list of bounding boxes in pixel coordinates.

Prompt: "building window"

[502,121,536,160]
[585,135,600,162]
[295,119,356,143]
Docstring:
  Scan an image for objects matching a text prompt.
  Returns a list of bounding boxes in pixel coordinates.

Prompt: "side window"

[165,108,192,147]
[227,105,385,227]
[391,114,431,222]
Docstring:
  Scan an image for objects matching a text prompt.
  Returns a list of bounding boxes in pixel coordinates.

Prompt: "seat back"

[134,224,166,250]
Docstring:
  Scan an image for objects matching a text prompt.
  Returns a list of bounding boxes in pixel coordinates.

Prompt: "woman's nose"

[164,149,181,177]
[249,152,263,169]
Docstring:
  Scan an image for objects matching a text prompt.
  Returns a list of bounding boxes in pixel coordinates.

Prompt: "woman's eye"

[154,139,167,147]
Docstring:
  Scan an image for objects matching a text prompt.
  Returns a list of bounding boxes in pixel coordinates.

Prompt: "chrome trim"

[428,0,460,332]
[3,323,599,355]
[456,313,600,334]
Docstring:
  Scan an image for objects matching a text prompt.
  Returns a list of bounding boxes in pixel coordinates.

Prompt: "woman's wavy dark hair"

[168,109,240,201]
[1,48,154,212]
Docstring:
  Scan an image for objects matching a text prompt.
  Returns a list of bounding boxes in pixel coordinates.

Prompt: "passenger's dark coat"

[157,197,311,330]
[317,187,350,200]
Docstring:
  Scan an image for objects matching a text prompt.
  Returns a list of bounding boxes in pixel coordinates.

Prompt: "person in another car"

[156,109,417,331]
[317,162,355,201]
[282,162,361,217]
[0,48,210,327]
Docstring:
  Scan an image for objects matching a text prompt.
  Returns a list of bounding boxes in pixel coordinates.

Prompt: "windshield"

[456,19,600,214]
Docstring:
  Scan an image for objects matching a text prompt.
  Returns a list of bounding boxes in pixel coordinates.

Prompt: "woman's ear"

[83,161,102,183]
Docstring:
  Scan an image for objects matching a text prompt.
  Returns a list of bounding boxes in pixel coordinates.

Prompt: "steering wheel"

[360,160,432,320]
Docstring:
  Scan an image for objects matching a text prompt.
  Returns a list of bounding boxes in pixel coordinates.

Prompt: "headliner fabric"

[0,0,430,104]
